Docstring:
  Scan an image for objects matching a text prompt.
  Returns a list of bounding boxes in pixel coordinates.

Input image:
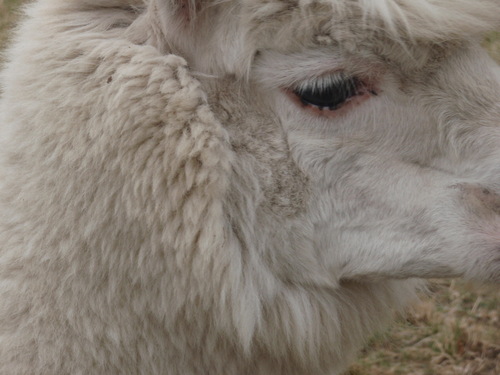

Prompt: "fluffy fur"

[0,0,499,374]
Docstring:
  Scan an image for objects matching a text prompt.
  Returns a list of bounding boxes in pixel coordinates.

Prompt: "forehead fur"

[355,0,499,40]
[241,0,500,51]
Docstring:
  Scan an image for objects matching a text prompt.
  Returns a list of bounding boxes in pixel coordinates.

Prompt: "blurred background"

[0,1,499,374]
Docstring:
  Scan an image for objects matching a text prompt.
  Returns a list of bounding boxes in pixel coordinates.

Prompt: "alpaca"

[0,0,499,374]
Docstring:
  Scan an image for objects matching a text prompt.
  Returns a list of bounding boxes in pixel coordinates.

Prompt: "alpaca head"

[144,0,500,285]
[133,2,500,369]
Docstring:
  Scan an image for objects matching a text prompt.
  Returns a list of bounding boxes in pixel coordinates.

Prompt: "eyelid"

[294,72,354,93]
[253,49,347,90]
[285,73,378,118]
[292,73,361,109]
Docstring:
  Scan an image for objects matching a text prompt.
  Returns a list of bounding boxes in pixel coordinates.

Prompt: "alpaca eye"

[293,75,360,110]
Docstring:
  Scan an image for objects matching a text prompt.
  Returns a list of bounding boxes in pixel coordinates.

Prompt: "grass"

[1,2,499,375]
[348,280,500,375]
[0,0,27,48]
[484,31,500,63]
[0,0,27,50]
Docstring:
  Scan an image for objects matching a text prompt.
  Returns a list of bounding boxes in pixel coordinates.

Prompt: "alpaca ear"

[145,0,220,54]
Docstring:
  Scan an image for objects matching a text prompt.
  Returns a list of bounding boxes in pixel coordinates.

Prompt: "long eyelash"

[295,73,358,95]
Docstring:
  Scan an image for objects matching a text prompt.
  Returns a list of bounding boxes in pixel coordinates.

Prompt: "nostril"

[476,187,500,214]
[452,183,500,216]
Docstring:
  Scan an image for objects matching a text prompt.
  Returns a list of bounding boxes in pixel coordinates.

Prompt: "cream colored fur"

[0,1,499,374]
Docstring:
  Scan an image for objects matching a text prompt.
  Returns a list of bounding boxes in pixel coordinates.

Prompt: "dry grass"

[484,32,500,63]
[1,2,499,375]
[0,0,27,48]
[1,1,25,52]
[348,280,500,375]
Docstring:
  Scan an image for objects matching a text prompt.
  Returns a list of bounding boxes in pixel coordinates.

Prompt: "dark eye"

[293,74,360,110]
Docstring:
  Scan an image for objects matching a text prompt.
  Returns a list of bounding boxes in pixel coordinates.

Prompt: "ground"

[1,1,499,374]
[347,280,500,375]
[0,0,23,47]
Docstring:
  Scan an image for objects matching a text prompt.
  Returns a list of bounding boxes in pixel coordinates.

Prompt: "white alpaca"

[0,0,499,374]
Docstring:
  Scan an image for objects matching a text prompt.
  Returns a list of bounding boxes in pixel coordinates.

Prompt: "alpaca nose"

[455,183,500,217]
